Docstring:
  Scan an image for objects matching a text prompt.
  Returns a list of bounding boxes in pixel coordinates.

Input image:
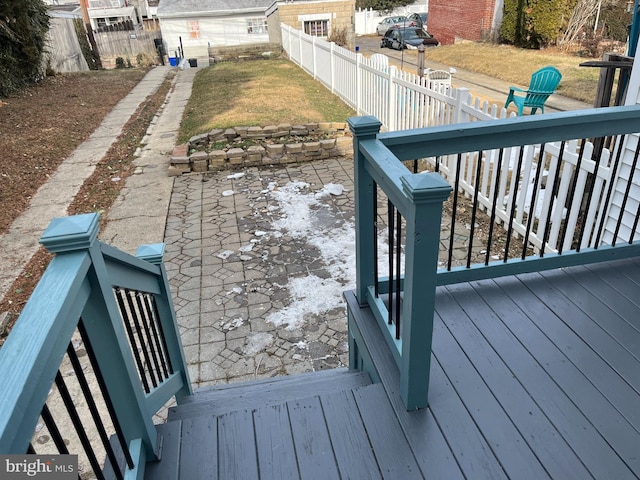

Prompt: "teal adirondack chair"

[504,66,562,116]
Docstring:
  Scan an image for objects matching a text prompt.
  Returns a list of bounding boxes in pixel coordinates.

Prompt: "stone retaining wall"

[168,122,353,176]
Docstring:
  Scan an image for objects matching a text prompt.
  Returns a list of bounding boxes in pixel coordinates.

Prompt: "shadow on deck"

[141,257,640,479]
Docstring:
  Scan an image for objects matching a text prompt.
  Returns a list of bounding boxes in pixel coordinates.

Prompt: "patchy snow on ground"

[244,332,274,356]
[262,181,356,330]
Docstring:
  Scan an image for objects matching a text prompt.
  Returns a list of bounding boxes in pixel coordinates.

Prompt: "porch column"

[400,173,451,410]
[348,116,382,306]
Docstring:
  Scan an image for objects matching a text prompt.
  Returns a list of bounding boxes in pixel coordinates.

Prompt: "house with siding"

[428,0,503,45]
[157,0,274,66]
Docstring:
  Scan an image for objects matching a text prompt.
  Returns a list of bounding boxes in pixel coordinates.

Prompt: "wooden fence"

[93,29,162,68]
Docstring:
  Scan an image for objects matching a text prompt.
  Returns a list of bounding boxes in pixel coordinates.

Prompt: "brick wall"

[428,0,498,45]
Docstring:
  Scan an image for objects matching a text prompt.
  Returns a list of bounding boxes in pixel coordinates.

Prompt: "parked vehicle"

[407,12,428,30]
[380,27,439,50]
[376,16,410,35]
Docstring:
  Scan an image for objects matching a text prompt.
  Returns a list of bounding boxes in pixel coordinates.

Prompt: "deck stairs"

[139,368,412,480]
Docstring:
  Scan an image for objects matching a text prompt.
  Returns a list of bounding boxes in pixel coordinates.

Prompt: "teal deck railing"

[348,105,640,410]
[0,213,192,478]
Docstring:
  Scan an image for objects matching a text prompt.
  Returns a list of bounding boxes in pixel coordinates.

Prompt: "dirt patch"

[0,68,173,343]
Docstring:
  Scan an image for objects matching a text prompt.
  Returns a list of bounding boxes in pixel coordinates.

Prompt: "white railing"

[280,24,622,253]
[281,24,503,132]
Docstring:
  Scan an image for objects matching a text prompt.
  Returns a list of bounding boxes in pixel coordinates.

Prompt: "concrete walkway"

[0,66,174,305]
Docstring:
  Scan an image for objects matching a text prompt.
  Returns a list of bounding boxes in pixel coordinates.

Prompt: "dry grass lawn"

[178,59,356,142]
[424,42,603,104]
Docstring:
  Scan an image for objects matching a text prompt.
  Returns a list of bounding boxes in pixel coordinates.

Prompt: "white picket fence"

[280,24,617,253]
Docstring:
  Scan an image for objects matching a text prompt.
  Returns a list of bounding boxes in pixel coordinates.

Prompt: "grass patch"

[424,42,601,104]
[178,59,356,142]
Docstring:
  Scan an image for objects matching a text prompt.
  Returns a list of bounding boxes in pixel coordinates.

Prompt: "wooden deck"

[143,257,640,479]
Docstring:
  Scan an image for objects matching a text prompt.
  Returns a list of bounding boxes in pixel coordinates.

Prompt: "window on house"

[97,18,107,28]
[304,20,329,37]
[188,20,200,39]
[247,18,267,35]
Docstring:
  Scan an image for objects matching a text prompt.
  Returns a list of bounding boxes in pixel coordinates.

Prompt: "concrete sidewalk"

[0,66,173,304]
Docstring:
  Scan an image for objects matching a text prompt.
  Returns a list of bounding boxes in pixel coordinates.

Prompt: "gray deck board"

[353,384,423,479]
[169,370,371,420]
[144,421,181,480]
[511,272,640,430]
[320,387,383,480]
[144,258,640,480]
[436,286,577,480]
[253,404,299,480]
[178,416,217,479]
[217,409,259,479]
[467,278,636,479]
[492,274,640,477]
[287,396,341,480]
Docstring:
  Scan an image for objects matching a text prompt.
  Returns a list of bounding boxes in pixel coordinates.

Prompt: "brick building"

[428,0,503,45]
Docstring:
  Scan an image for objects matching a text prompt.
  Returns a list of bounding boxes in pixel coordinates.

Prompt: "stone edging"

[168,122,353,176]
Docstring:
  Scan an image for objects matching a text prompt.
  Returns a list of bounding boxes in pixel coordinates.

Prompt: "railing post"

[136,243,192,402]
[453,87,470,124]
[399,174,451,410]
[312,36,317,79]
[41,214,161,461]
[389,66,397,131]
[330,42,336,93]
[356,53,363,115]
[348,116,382,306]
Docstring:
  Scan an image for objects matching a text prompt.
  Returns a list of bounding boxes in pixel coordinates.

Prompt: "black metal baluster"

[523,143,547,259]
[141,294,169,380]
[148,297,174,375]
[78,320,134,470]
[540,141,566,257]
[66,344,124,480]
[395,210,402,340]
[594,135,626,247]
[388,200,395,326]
[114,288,150,393]
[467,150,484,268]
[134,292,163,382]
[447,154,463,270]
[504,146,525,261]
[435,155,441,173]
[54,372,106,480]
[41,404,71,454]
[613,140,640,245]
[373,185,379,298]
[485,149,504,265]
[413,159,418,173]
[123,289,158,389]
[27,443,37,454]
[558,140,587,253]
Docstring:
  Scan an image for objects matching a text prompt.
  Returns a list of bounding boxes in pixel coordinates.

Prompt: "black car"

[380,27,439,50]
[407,12,428,30]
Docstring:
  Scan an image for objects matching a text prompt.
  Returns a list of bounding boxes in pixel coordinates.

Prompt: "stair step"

[168,369,371,420]
[145,382,393,480]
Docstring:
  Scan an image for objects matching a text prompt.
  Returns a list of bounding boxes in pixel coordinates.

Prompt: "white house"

[157,0,273,65]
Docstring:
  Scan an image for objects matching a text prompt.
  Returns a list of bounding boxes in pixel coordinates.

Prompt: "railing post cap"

[348,116,382,137]
[136,243,166,264]
[39,213,100,253]
[401,173,452,204]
